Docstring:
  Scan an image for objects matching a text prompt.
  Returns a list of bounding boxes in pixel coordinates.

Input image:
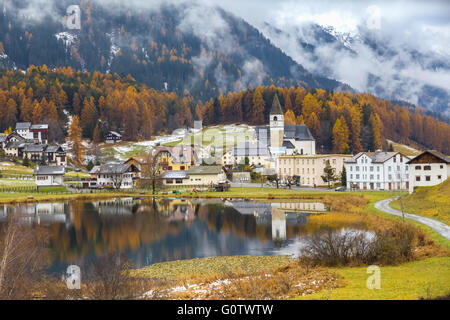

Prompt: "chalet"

[105,131,122,143]
[407,150,450,193]
[34,165,65,188]
[90,163,140,189]
[23,143,47,162]
[5,132,26,144]
[15,122,32,139]
[154,145,199,172]
[45,145,67,166]
[124,156,147,173]
[4,141,25,158]
[29,124,49,144]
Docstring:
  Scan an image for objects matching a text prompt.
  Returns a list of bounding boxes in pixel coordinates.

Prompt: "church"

[254,94,316,156]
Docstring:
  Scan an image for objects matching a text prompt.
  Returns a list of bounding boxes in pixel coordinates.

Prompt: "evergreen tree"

[321,160,338,188]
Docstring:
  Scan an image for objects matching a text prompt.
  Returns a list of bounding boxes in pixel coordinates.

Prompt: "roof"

[23,143,47,153]
[345,151,409,164]
[30,124,48,130]
[15,122,31,130]
[270,94,283,115]
[107,131,122,137]
[187,166,223,175]
[407,150,450,164]
[46,145,65,153]
[283,140,295,149]
[154,145,198,164]
[34,165,65,175]
[233,141,269,157]
[5,141,25,149]
[161,171,189,179]
[91,163,139,174]
[255,125,315,142]
[124,156,147,165]
[284,125,315,141]
[0,135,7,143]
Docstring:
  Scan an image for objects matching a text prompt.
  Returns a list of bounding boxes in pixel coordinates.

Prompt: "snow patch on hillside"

[55,32,78,49]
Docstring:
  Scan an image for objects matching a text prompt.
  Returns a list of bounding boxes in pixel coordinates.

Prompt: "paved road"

[374,198,450,240]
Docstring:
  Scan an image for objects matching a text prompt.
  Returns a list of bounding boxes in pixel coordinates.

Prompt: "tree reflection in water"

[0,198,369,272]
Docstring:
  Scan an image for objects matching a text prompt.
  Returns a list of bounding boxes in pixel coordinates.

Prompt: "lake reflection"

[0,198,362,273]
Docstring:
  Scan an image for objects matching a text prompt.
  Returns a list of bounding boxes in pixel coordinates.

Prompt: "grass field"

[386,139,421,157]
[295,257,450,300]
[391,179,450,225]
[131,255,294,279]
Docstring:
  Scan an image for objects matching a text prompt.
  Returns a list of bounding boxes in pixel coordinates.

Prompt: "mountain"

[0,0,350,101]
[259,21,450,118]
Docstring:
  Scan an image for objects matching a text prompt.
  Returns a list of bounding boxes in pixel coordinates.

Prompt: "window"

[180,166,185,170]
[424,166,431,171]
[332,159,336,164]
[350,174,353,179]
[370,175,374,180]
[356,174,360,179]
[370,166,374,172]
[350,166,353,171]
[425,176,431,181]
[438,175,442,179]
[440,165,444,169]
[388,166,391,171]
[388,174,392,180]
[356,166,360,172]
[415,166,421,170]
[416,176,420,181]
[166,179,173,184]
[176,179,183,184]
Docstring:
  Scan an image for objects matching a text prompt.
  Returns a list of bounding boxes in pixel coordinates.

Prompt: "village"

[0,95,448,195]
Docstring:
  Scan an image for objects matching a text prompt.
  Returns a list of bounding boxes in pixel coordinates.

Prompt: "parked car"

[335,186,346,191]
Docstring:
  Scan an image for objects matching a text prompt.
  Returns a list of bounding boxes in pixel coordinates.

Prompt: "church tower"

[270,94,284,148]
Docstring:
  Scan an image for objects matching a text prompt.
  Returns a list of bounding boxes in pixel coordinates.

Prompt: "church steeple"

[270,94,283,115]
[269,94,284,148]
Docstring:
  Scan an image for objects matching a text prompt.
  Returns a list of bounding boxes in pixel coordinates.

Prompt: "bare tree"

[0,216,49,299]
[143,150,162,194]
[110,172,124,190]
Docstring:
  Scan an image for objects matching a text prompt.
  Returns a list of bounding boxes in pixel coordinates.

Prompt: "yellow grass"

[296,257,450,300]
[391,179,450,225]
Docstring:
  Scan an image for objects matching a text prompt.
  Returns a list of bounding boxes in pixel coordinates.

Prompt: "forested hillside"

[0,0,348,102]
[0,66,449,154]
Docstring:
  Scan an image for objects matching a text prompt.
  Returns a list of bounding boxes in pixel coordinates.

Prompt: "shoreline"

[0,187,401,204]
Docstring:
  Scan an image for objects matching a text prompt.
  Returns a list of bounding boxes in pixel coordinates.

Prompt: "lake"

[0,197,367,274]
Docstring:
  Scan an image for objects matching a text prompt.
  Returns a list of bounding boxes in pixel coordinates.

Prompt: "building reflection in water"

[0,198,330,272]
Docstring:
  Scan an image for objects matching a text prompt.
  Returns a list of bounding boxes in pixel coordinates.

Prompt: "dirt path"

[374,198,450,240]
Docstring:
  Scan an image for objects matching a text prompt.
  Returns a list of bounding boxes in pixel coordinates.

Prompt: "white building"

[34,166,65,188]
[90,163,140,189]
[232,141,275,168]
[254,94,316,157]
[15,122,33,140]
[345,151,411,190]
[407,150,450,193]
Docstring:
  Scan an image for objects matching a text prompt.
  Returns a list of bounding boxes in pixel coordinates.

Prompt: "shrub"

[299,224,418,267]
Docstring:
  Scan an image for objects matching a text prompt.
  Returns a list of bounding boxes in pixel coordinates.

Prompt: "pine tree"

[321,160,338,188]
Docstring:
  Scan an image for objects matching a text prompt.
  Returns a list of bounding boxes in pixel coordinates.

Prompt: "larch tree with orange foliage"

[69,116,85,167]
[332,116,350,153]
